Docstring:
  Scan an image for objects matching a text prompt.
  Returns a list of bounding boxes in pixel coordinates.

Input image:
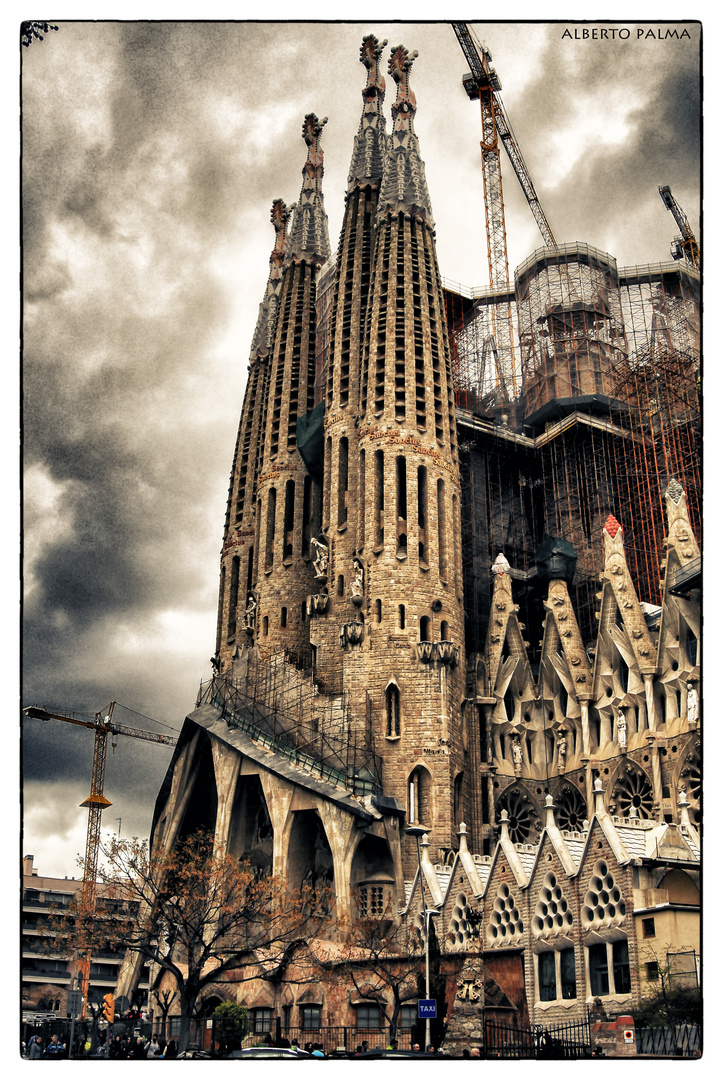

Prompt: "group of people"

[108,1035,178,1059]
[26,1034,65,1058]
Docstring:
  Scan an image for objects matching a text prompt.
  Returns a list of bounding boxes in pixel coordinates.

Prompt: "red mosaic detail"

[604,515,621,538]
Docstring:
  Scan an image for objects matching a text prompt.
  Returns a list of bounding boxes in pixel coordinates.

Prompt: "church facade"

[122,35,700,1045]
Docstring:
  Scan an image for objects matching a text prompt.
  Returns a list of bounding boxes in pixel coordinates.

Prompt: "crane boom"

[659,185,700,270]
[24,702,177,1017]
[452,22,557,249]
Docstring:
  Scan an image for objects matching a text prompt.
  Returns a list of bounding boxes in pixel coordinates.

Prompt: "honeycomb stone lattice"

[532,871,574,938]
[581,858,626,931]
[446,891,475,951]
[486,882,524,945]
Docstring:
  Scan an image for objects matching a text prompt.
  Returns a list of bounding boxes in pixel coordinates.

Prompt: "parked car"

[227,1047,312,1059]
[176,1048,215,1059]
[354,1048,435,1058]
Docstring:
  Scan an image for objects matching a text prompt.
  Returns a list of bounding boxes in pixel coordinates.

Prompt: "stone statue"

[351,556,364,598]
[557,730,567,771]
[310,536,329,579]
[511,735,523,775]
[244,593,257,630]
[616,708,627,752]
[686,683,698,725]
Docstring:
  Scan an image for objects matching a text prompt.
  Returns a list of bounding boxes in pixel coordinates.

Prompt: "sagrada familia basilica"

[118,35,700,1047]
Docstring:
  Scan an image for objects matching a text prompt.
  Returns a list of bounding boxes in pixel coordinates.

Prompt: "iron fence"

[637,1023,701,1057]
[484,1012,592,1060]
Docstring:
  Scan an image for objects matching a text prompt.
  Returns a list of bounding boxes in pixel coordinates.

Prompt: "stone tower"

[254,115,330,657]
[215,199,292,674]
[345,44,470,862]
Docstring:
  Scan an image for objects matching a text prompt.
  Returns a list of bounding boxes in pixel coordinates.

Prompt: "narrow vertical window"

[323,436,332,532]
[375,598,382,623]
[409,776,417,823]
[338,575,345,597]
[386,684,400,737]
[588,943,609,996]
[265,488,276,570]
[359,449,366,548]
[417,465,428,565]
[398,604,406,630]
[283,479,295,560]
[374,450,384,548]
[262,615,269,637]
[302,475,312,557]
[395,455,407,555]
[227,556,240,638]
[338,437,349,527]
[280,606,287,628]
[539,952,556,1002]
[420,616,430,642]
[440,620,449,641]
[437,478,447,578]
[560,947,577,999]
[612,940,631,994]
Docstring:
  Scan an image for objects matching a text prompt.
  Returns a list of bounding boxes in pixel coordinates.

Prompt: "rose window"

[497,788,538,844]
[611,767,654,819]
[556,785,587,831]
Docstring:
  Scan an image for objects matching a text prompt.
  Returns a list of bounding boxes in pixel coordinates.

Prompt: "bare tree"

[53,829,328,1051]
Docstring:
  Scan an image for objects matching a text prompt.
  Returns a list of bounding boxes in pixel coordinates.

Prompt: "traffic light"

[102,993,115,1024]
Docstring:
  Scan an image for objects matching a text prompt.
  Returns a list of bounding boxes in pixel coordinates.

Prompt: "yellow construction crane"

[451,23,558,397]
[24,702,177,1019]
[659,185,700,270]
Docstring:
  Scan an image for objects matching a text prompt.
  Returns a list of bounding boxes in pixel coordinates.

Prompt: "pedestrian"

[412,1043,421,1052]
[470,1047,481,1058]
[386,1038,398,1050]
[45,1034,63,1057]
[290,1039,301,1054]
[28,1035,43,1059]
[164,1039,178,1059]
[146,1036,161,1058]
[426,1043,435,1053]
[311,1043,325,1057]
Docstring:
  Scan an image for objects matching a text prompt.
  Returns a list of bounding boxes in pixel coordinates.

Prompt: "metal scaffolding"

[446,251,700,653]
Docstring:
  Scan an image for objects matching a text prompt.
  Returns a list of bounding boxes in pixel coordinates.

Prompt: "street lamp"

[405,825,440,1049]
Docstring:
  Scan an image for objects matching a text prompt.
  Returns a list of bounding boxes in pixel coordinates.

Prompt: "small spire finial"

[287,114,331,266]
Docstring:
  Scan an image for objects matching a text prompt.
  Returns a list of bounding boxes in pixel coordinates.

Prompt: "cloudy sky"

[20,16,701,878]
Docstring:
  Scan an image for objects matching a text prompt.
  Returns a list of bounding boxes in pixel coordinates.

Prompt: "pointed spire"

[544,793,556,830]
[346,35,388,190]
[287,114,331,266]
[492,552,511,576]
[458,821,469,853]
[593,776,606,816]
[376,45,434,226]
[250,199,293,361]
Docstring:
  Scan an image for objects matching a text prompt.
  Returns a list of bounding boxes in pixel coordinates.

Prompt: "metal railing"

[198,668,382,797]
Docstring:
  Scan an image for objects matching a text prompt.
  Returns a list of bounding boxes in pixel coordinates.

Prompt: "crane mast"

[451,23,559,399]
[659,185,700,270]
[24,703,177,1019]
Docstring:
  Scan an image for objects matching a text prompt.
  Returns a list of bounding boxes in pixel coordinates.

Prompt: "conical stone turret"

[255,116,330,656]
[216,200,293,673]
